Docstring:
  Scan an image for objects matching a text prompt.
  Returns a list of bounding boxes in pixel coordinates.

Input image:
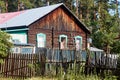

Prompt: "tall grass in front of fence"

[0,61,118,80]
[55,61,118,80]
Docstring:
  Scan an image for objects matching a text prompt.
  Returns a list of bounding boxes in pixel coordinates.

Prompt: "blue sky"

[109,0,120,16]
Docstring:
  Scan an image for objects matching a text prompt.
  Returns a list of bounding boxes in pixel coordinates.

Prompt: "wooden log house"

[0,3,90,51]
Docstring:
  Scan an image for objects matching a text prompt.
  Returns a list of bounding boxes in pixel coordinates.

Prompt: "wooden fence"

[0,53,37,78]
[0,49,120,79]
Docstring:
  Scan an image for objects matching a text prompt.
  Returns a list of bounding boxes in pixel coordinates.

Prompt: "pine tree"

[92,0,119,53]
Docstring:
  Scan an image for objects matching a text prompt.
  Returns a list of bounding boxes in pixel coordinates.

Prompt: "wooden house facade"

[0,3,90,51]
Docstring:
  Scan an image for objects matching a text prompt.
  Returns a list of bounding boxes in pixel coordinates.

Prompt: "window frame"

[59,34,68,49]
[10,33,27,44]
[36,33,46,48]
[75,36,82,50]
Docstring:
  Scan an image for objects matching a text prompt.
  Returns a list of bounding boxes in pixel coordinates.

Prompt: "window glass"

[21,47,33,54]
[75,36,82,51]
[37,33,46,47]
[59,35,67,49]
[12,47,20,53]
[10,34,27,44]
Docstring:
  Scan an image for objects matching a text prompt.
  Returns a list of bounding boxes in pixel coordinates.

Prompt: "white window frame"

[59,35,68,49]
[75,36,82,50]
[36,33,46,48]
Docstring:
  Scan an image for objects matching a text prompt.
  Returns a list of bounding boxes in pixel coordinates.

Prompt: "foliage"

[7,0,18,12]
[0,30,13,63]
[19,0,35,9]
[0,0,6,12]
[111,40,120,53]
[56,63,118,80]
[91,1,119,53]
[92,15,119,53]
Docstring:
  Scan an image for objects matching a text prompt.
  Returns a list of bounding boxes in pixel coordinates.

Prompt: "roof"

[14,43,35,47]
[89,47,103,52]
[0,3,90,34]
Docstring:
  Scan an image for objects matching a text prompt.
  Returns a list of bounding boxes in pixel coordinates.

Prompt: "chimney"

[47,1,49,6]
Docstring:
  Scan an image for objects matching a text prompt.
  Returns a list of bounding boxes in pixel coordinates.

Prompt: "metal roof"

[0,3,63,28]
[89,47,103,52]
[0,3,90,34]
[14,43,35,46]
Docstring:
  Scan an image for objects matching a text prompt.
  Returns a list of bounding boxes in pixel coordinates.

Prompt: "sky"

[109,0,120,16]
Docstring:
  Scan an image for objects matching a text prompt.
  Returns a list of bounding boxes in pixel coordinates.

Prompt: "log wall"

[28,7,88,50]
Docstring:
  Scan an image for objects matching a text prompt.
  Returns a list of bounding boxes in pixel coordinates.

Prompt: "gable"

[29,7,88,34]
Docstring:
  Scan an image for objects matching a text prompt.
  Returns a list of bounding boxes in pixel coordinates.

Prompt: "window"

[10,33,27,44]
[59,35,67,49]
[75,36,82,51]
[12,47,20,53]
[21,47,33,54]
[37,33,46,47]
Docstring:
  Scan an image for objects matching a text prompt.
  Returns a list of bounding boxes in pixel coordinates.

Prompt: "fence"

[0,53,37,78]
[0,48,120,79]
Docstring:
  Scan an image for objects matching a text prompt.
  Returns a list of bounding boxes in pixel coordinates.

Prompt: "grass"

[0,75,118,80]
[0,77,57,80]
[26,77,57,80]
[0,60,119,80]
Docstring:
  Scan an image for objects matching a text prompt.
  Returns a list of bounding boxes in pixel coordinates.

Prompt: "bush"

[0,30,13,64]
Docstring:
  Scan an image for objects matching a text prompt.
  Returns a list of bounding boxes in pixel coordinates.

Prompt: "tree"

[111,40,120,53]
[18,0,35,10]
[34,0,45,7]
[0,0,6,13]
[75,0,119,54]
[0,30,13,63]
[92,0,119,54]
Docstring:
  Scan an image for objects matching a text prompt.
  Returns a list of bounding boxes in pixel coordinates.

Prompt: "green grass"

[0,77,57,80]
[0,61,119,80]
[0,75,118,80]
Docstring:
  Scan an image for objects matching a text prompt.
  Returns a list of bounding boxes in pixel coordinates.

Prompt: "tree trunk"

[5,0,8,12]
[106,44,110,54]
[17,0,20,11]
[79,2,82,20]
[93,3,96,20]
[76,0,78,17]
[115,0,119,16]
[86,9,89,19]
